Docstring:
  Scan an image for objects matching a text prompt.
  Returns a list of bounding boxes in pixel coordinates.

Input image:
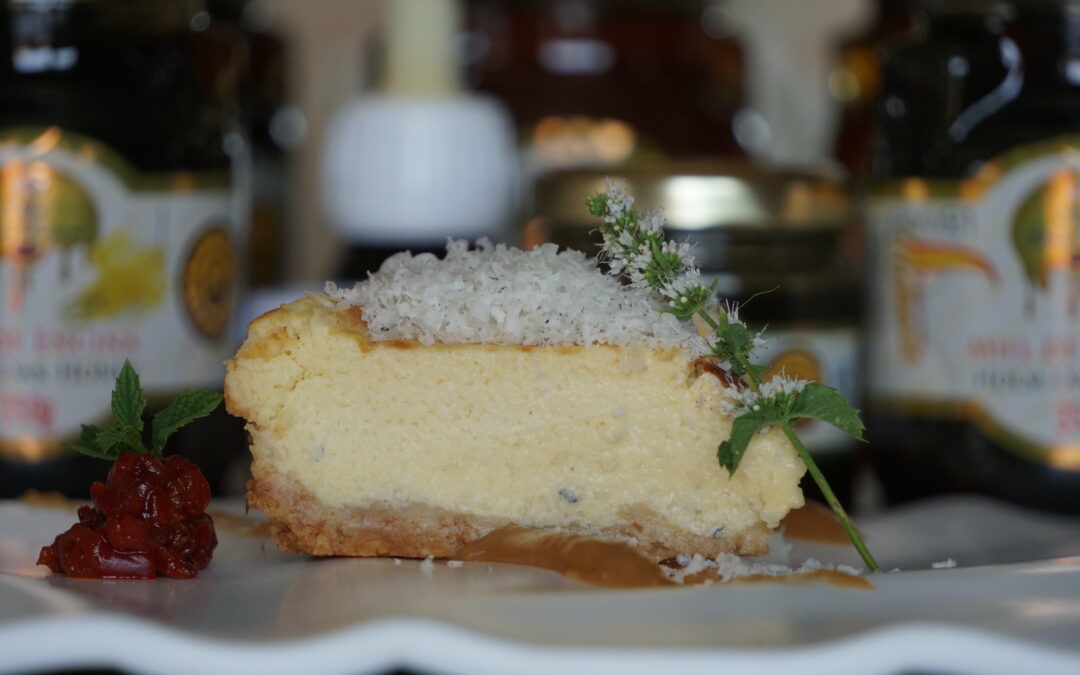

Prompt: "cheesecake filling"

[229,296,806,540]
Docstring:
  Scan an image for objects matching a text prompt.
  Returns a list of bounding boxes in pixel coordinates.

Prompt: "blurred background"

[2,0,1080,517]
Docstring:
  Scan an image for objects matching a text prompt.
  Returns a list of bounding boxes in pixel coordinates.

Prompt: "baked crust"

[247,463,770,561]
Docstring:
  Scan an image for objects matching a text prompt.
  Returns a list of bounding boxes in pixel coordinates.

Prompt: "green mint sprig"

[67,359,223,461]
[587,179,879,572]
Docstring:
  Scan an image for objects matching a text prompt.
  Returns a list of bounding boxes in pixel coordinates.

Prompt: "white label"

[868,152,1080,457]
[0,130,239,444]
[756,326,861,456]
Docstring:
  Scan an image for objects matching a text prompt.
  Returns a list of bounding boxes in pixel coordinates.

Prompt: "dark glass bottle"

[831,0,915,180]
[867,0,1080,512]
[208,0,294,289]
[0,0,247,497]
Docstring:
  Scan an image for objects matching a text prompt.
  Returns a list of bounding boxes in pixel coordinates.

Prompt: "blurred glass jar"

[0,0,248,497]
[463,0,746,176]
[867,0,1080,513]
[533,163,862,505]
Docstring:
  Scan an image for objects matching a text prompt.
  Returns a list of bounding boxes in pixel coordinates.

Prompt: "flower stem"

[695,308,720,332]
[779,422,879,572]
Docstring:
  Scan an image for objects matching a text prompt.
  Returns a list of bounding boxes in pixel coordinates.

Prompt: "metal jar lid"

[534,161,850,232]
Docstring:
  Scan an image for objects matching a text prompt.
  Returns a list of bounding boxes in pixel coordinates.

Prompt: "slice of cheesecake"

[225,242,806,561]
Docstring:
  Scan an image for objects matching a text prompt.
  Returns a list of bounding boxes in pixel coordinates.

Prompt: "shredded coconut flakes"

[663,553,865,584]
[419,555,435,576]
[326,239,707,357]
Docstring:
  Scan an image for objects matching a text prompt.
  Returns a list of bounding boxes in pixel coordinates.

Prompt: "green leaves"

[585,193,608,217]
[96,425,145,456]
[790,383,864,441]
[717,406,779,474]
[717,384,864,475]
[707,315,761,379]
[151,390,223,456]
[68,424,114,461]
[66,359,222,461]
[111,361,145,431]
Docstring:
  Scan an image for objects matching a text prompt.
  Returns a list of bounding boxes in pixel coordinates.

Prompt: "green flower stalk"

[587,179,879,572]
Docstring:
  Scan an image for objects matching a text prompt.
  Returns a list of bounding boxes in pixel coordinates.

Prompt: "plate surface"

[2,496,1080,675]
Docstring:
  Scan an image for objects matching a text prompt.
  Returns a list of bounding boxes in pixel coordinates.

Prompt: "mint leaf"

[151,390,222,456]
[789,383,865,441]
[717,408,776,475]
[718,384,863,475]
[67,424,113,460]
[65,363,150,462]
[66,363,222,462]
[67,422,142,461]
[745,362,770,382]
[96,425,144,456]
[111,360,145,432]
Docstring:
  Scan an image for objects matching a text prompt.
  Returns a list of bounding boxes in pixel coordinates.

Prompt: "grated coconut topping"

[326,239,708,356]
[664,553,865,584]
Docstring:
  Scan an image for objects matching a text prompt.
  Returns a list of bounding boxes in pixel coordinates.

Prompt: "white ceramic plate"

[2,496,1080,675]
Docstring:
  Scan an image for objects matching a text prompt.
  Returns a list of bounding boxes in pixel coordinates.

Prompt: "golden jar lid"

[534,161,850,231]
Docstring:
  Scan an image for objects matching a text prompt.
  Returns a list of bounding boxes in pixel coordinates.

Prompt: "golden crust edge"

[246,464,771,561]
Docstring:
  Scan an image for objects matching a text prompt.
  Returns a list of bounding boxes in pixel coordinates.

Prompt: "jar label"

[0,127,240,458]
[868,137,1080,469]
[756,326,861,457]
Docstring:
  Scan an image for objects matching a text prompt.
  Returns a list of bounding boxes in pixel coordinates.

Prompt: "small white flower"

[607,256,628,275]
[759,374,810,398]
[599,230,629,267]
[659,268,704,300]
[720,374,807,416]
[660,239,696,268]
[720,299,742,324]
[604,178,634,216]
[640,208,665,235]
[724,387,761,415]
[751,329,769,354]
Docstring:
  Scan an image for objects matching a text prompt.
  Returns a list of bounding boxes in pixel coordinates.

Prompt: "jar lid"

[534,161,850,231]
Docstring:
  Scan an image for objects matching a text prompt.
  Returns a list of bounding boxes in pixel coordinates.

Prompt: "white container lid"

[321,93,519,246]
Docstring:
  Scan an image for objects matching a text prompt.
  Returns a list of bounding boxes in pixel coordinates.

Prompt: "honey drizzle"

[453,527,674,588]
[451,526,871,590]
[781,501,863,545]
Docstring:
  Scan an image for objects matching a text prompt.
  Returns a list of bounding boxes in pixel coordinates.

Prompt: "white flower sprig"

[589,179,786,397]
[586,178,879,572]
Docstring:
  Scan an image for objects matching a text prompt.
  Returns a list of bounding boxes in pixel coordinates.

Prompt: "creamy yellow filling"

[227,295,806,538]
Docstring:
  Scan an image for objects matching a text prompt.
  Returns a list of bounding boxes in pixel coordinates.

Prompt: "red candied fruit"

[37,454,217,579]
